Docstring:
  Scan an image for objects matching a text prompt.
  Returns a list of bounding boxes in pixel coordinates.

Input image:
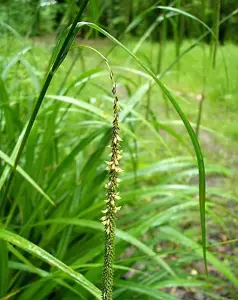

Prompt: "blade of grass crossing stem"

[76,21,207,272]
[2,0,90,205]
[0,229,101,299]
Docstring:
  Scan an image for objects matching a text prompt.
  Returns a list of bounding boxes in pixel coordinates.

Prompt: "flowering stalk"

[101,71,122,300]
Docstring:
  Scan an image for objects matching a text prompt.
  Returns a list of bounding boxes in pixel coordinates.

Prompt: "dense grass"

[0,29,238,300]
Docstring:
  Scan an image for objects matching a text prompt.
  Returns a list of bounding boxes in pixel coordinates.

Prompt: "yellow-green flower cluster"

[101,81,122,235]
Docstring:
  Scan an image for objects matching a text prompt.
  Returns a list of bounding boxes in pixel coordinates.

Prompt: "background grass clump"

[0,0,238,299]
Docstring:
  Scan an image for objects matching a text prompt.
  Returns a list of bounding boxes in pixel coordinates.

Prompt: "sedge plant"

[101,71,123,300]
[1,1,238,299]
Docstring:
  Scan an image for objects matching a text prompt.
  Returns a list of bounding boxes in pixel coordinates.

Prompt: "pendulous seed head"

[102,68,123,300]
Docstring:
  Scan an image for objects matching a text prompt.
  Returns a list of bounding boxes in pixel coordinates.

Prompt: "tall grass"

[0,1,238,299]
[2,0,90,203]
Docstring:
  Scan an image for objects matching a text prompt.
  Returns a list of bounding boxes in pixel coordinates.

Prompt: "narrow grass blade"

[0,150,55,206]
[0,124,27,192]
[0,229,101,299]
[114,280,179,300]
[157,6,215,38]
[62,68,104,95]
[1,46,31,80]
[46,95,110,121]
[152,279,204,289]
[0,21,23,40]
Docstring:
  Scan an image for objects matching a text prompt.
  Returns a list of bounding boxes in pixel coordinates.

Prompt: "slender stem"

[1,0,90,205]
[157,0,167,74]
[196,0,207,137]
[128,121,138,190]
[163,92,170,118]
[175,0,181,81]
[146,83,151,120]
[212,0,221,68]
[196,93,205,136]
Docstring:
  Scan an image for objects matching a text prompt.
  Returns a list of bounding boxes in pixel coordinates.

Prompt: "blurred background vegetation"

[0,0,238,42]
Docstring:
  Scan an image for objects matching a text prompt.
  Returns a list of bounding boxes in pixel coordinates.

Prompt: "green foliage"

[1,0,238,42]
[0,0,57,36]
[0,0,238,299]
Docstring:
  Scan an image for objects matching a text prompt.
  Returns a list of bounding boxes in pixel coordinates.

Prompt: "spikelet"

[102,69,122,300]
[101,78,122,234]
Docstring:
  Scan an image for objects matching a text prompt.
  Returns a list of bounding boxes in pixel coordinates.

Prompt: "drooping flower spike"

[102,70,123,300]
